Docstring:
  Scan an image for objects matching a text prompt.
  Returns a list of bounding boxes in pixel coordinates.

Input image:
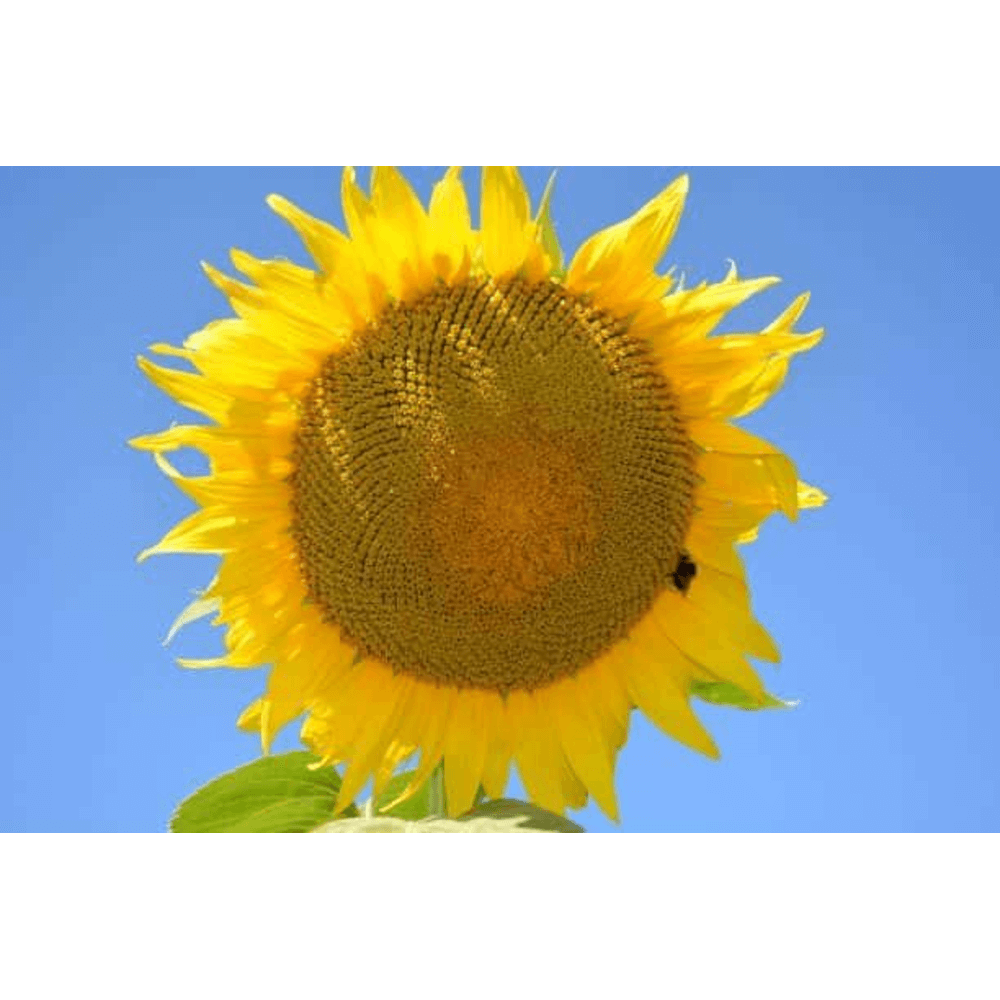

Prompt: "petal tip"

[797,481,828,510]
[201,258,234,283]
[198,260,226,289]
[601,798,622,824]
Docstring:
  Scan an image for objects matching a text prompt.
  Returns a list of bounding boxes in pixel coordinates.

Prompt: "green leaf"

[691,680,794,711]
[458,798,585,832]
[375,768,435,821]
[171,751,357,833]
[536,170,565,277]
[314,797,585,833]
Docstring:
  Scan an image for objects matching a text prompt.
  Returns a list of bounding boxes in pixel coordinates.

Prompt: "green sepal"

[536,170,565,278]
[691,681,795,711]
[374,768,435,821]
[314,798,585,833]
[170,751,358,833]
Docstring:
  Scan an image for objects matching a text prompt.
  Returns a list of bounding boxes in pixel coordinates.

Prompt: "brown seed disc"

[290,276,699,691]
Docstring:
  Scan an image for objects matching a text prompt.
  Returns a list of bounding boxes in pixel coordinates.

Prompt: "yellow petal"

[686,521,748,579]
[694,495,768,538]
[229,250,340,337]
[266,193,348,275]
[624,651,719,759]
[430,166,471,233]
[335,669,414,812]
[652,591,766,699]
[200,261,270,315]
[506,689,567,815]
[549,677,620,821]
[371,166,427,235]
[480,694,512,800]
[136,356,232,422]
[798,481,828,509]
[666,330,821,400]
[340,166,376,242]
[237,692,306,753]
[443,690,489,817]
[373,740,418,799]
[730,358,791,417]
[766,291,813,333]
[650,267,780,346]
[698,451,800,521]
[369,166,435,296]
[199,265,336,373]
[559,755,590,811]
[150,452,288,516]
[236,697,264,733]
[261,632,355,748]
[428,166,474,278]
[686,564,780,664]
[397,683,456,807]
[137,509,244,561]
[567,174,687,304]
[687,419,783,456]
[679,318,824,420]
[480,166,534,276]
[578,657,631,758]
[163,594,220,645]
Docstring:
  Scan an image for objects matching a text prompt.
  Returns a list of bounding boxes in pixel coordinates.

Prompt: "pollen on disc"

[290,276,699,692]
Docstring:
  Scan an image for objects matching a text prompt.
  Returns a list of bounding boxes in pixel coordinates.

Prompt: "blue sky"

[2,167,996,833]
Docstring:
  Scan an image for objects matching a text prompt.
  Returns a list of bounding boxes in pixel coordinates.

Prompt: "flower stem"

[428,761,446,817]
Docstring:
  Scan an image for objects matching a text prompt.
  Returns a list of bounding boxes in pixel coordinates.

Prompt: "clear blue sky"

[2,167,996,833]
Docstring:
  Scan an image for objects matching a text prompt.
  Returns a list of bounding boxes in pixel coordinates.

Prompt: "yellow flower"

[133,167,824,821]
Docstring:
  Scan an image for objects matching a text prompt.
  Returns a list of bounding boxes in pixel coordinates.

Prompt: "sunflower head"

[133,167,824,822]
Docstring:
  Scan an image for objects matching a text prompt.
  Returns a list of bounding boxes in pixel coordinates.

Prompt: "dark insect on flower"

[671,552,697,594]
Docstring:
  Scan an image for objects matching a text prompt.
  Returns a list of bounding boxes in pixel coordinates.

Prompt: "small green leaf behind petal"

[171,752,358,833]
[536,171,565,277]
[691,681,796,711]
[375,769,435,821]
[315,798,585,833]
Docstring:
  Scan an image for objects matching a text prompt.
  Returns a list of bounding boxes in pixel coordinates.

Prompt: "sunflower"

[133,167,824,821]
